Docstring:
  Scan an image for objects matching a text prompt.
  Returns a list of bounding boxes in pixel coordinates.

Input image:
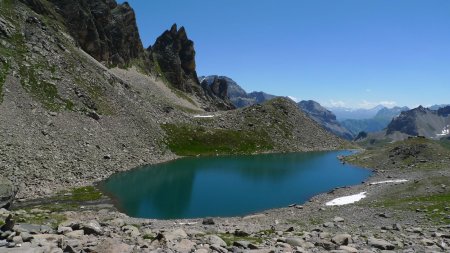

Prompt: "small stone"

[57,226,73,235]
[164,228,187,241]
[412,227,423,233]
[173,239,196,253]
[379,213,391,218]
[420,238,434,246]
[332,234,351,245]
[66,230,84,239]
[392,223,402,231]
[338,245,358,253]
[81,220,102,235]
[285,237,304,247]
[122,225,140,237]
[315,239,335,250]
[205,235,227,247]
[319,232,331,239]
[333,217,345,223]
[202,218,215,225]
[20,232,33,242]
[12,235,22,244]
[323,222,334,228]
[233,240,250,248]
[234,230,250,237]
[368,237,395,250]
[210,244,227,253]
[110,218,125,227]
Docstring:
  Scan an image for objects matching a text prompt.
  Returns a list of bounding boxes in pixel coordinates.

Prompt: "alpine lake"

[99,151,372,219]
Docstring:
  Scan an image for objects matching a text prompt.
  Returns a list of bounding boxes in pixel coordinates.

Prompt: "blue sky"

[118,0,450,109]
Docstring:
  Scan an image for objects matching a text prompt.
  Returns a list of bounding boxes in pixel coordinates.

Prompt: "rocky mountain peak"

[386,106,450,138]
[298,100,353,140]
[299,100,337,121]
[150,23,198,92]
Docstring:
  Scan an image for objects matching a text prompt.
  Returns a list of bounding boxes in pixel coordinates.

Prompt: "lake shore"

[2,139,450,252]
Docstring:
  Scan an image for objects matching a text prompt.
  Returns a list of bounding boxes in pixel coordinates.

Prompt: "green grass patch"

[0,60,10,103]
[217,233,263,246]
[143,234,156,240]
[346,137,450,171]
[162,123,273,156]
[439,139,450,150]
[0,220,4,226]
[6,31,66,111]
[19,212,67,229]
[68,186,103,202]
[375,192,450,224]
[258,229,276,236]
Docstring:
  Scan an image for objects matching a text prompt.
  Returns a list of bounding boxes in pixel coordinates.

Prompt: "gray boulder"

[0,177,15,209]
[368,237,395,250]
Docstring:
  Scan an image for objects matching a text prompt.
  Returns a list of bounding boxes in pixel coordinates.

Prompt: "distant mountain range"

[428,104,450,110]
[201,75,450,142]
[328,106,386,121]
[340,106,409,136]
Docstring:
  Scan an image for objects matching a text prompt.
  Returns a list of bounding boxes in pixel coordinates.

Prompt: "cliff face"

[149,24,198,93]
[48,0,144,67]
[148,26,234,111]
[22,0,145,67]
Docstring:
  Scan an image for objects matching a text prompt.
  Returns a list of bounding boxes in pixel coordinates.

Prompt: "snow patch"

[193,115,215,118]
[369,179,408,185]
[325,192,367,206]
[437,125,449,136]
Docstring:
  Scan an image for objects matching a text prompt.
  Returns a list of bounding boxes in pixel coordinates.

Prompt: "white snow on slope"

[369,179,408,185]
[325,192,367,206]
[193,115,215,118]
[437,125,449,136]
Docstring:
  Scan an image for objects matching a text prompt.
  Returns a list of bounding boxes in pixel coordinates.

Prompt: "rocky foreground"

[1,138,449,253]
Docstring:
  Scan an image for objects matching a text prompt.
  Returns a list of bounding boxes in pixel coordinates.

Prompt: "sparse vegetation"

[68,186,103,202]
[162,123,273,156]
[18,212,67,229]
[0,60,10,102]
[217,233,263,246]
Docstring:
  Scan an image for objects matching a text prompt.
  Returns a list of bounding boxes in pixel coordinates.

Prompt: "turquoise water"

[100,151,371,219]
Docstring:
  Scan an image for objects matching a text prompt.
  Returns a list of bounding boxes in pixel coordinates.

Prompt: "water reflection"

[100,151,371,219]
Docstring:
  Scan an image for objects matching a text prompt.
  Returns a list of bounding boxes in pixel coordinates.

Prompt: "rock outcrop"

[0,177,15,209]
[201,75,277,108]
[48,0,144,67]
[149,24,198,93]
[149,25,234,111]
[298,100,353,140]
[199,76,235,110]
